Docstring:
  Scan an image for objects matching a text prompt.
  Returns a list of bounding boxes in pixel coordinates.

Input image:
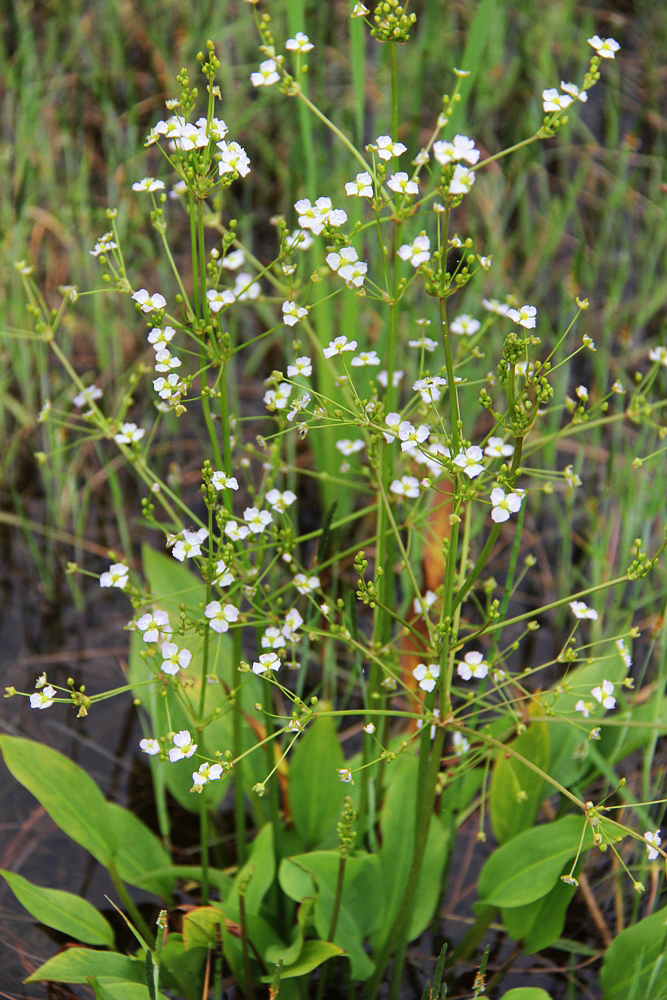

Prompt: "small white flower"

[266,488,297,513]
[136,610,172,643]
[286,32,313,53]
[282,607,303,641]
[217,141,251,178]
[114,422,145,444]
[569,601,598,620]
[282,300,309,326]
[363,723,376,735]
[575,699,591,719]
[351,2,369,15]
[132,289,166,313]
[560,81,588,103]
[214,560,234,587]
[324,335,357,358]
[413,590,437,613]
[225,521,251,542]
[148,325,176,349]
[293,573,320,595]
[433,135,480,166]
[338,768,354,783]
[575,385,589,402]
[243,507,273,534]
[398,233,430,267]
[485,437,514,459]
[345,171,374,198]
[207,288,235,312]
[205,601,239,633]
[30,685,56,710]
[644,830,662,861]
[211,471,239,491]
[398,421,430,452]
[387,172,419,196]
[100,563,129,589]
[390,476,420,499]
[160,642,192,675]
[168,730,198,762]
[140,738,160,755]
[408,336,438,353]
[542,88,574,112]
[453,446,484,479]
[132,177,165,193]
[351,350,380,367]
[172,527,208,561]
[508,304,537,329]
[369,135,406,160]
[564,464,582,489]
[336,439,365,456]
[448,165,476,195]
[264,382,291,410]
[648,346,667,366]
[591,679,616,710]
[287,356,313,377]
[457,651,489,681]
[73,385,102,408]
[588,35,620,59]
[192,762,223,787]
[89,233,118,257]
[450,314,480,336]
[222,249,245,270]
[452,732,470,755]
[413,662,440,692]
[483,298,512,317]
[490,487,523,523]
[377,371,404,388]
[251,58,280,87]
[615,638,632,668]
[253,652,281,675]
[154,348,181,373]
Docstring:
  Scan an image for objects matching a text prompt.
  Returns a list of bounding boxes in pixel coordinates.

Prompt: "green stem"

[107,859,155,948]
[200,796,210,905]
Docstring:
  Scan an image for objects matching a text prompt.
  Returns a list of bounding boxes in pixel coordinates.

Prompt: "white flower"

[542,88,574,112]
[457,651,489,681]
[132,177,165,192]
[450,314,480,336]
[370,135,406,160]
[324,335,357,358]
[217,141,251,178]
[73,385,102,408]
[615,638,632,668]
[588,35,620,59]
[211,471,239,491]
[294,573,320,594]
[282,607,303,641]
[251,58,280,87]
[569,601,598,620]
[30,685,56,710]
[352,2,369,15]
[337,768,354,783]
[508,304,537,328]
[207,288,235,312]
[286,228,314,252]
[233,273,260,301]
[575,699,591,719]
[243,507,273,534]
[336,439,365,456]
[648,346,667,366]
[346,171,373,198]
[266,488,297,512]
[377,371,403,388]
[114,422,145,444]
[644,830,662,861]
[490,487,523,523]
[140,738,160,755]
[136,610,172,643]
[413,663,440,693]
[351,350,380,367]
[413,590,437,613]
[449,165,476,195]
[172,527,208,561]
[252,652,281,675]
[287,393,311,421]
[452,732,470,755]
[192,762,223,787]
[132,289,166,312]
[591,679,616,710]
[100,563,129,589]
[264,382,291,410]
[286,32,313,53]
[387,172,418,196]
[225,521,251,542]
[433,135,480,165]
[408,336,438,352]
[222,249,245,270]
[564,464,582,488]
[148,325,176,349]
[154,348,181,373]
[575,385,589,402]
[153,374,185,401]
[560,81,588,103]
[453,446,484,479]
[398,233,430,267]
[205,601,240,633]
[398,421,430,452]
[287,356,313,377]
[89,233,118,257]
[485,437,514,459]
[294,196,336,234]
[160,642,192,675]
[483,298,512,317]
[282,300,308,326]
[390,476,420,498]
[169,730,198,762]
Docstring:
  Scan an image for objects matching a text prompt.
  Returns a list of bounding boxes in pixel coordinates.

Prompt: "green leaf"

[159,933,207,1000]
[25,949,145,984]
[500,990,554,1000]
[600,905,667,1000]
[0,736,116,865]
[181,907,226,951]
[478,815,593,908]
[106,803,174,897]
[260,940,343,982]
[227,823,275,914]
[502,876,576,952]
[288,715,345,849]
[0,870,114,947]
[490,722,550,843]
[89,980,169,1000]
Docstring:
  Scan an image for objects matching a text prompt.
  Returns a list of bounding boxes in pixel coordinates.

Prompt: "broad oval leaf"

[25,949,145,984]
[600,904,667,1000]
[478,815,593,908]
[0,870,114,947]
[288,715,345,849]
[89,980,169,1000]
[500,991,554,1000]
[0,736,116,864]
[106,802,174,897]
[490,722,550,843]
[260,940,344,982]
